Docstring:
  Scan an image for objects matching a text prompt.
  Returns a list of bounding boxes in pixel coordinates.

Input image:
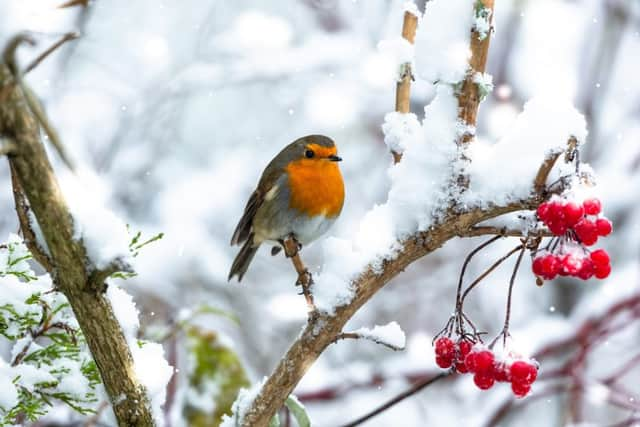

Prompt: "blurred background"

[0,0,639,425]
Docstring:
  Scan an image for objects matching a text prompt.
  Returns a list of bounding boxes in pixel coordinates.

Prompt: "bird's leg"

[282,235,315,312]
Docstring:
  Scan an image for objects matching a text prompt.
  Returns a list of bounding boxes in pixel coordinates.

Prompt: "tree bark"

[0,52,154,426]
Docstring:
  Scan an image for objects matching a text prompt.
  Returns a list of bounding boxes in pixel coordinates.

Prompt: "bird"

[228,135,344,282]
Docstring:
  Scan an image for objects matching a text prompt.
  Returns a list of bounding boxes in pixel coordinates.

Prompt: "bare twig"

[339,372,450,427]
[334,331,404,351]
[283,236,315,311]
[10,162,55,273]
[534,151,563,195]
[3,34,76,171]
[87,257,134,292]
[391,10,418,163]
[24,32,80,74]
[58,0,89,8]
[460,226,553,238]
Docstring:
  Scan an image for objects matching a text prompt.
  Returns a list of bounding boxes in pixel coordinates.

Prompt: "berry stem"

[459,244,525,309]
[490,244,526,348]
[455,236,502,309]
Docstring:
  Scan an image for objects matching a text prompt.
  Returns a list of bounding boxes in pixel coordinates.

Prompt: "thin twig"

[9,162,55,273]
[2,33,76,171]
[339,373,450,427]
[534,150,563,195]
[461,226,553,238]
[23,32,80,74]
[283,237,315,311]
[334,332,404,351]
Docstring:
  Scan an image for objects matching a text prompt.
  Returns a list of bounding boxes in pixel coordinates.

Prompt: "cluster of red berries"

[434,337,538,397]
[533,196,612,281]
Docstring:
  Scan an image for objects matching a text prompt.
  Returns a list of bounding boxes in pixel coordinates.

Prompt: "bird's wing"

[230,190,263,245]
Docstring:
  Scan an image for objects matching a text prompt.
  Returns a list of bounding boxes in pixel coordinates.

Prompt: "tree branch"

[23,32,80,75]
[0,35,154,426]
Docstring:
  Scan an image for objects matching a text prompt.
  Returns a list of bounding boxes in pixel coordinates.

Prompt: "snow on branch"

[336,321,407,351]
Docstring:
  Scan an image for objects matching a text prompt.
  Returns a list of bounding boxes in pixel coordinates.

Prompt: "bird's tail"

[228,235,259,282]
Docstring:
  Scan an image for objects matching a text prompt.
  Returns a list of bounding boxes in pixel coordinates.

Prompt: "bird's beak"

[328,155,342,162]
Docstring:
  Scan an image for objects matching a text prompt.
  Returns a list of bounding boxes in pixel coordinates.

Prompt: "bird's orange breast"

[285,159,344,218]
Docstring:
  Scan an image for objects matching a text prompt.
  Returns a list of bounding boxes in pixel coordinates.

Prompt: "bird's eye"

[305,149,315,159]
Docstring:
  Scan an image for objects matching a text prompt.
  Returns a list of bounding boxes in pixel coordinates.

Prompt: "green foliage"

[284,395,311,427]
[184,327,250,427]
[0,235,100,425]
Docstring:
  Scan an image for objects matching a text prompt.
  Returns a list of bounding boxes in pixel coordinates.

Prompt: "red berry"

[464,352,477,372]
[595,218,612,236]
[435,337,455,359]
[472,350,495,375]
[511,381,532,398]
[454,340,473,373]
[590,249,610,267]
[510,361,538,384]
[436,355,453,369]
[560,253,583,277]
[540,254,561,280]
[583,198,602,215]
[532,256,545,276]
[577,258,594,280]
[493,362,510,382]
[563,202,584,227]
[574,219,598,246]
[549,201,565,223]
[547,220,568,236]
[473,372,495,390]
[536,202,551,223]
[594,262,611,279]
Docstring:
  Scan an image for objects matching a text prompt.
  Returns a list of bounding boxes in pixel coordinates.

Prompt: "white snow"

[463,94,588,207]
[352,321,406,349]
[61,170,132,270]
[106,284,173,424]
[381,112,421,155]
[220,377,267,427]
[377,37,415,82]
[414,0,475,83]
[0,360,19,411]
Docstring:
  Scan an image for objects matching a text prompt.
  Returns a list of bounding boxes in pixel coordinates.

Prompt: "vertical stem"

[457,0,495,144]
[392,10,418,163]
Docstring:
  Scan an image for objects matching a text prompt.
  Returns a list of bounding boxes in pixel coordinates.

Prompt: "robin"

[228,135,344,282]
